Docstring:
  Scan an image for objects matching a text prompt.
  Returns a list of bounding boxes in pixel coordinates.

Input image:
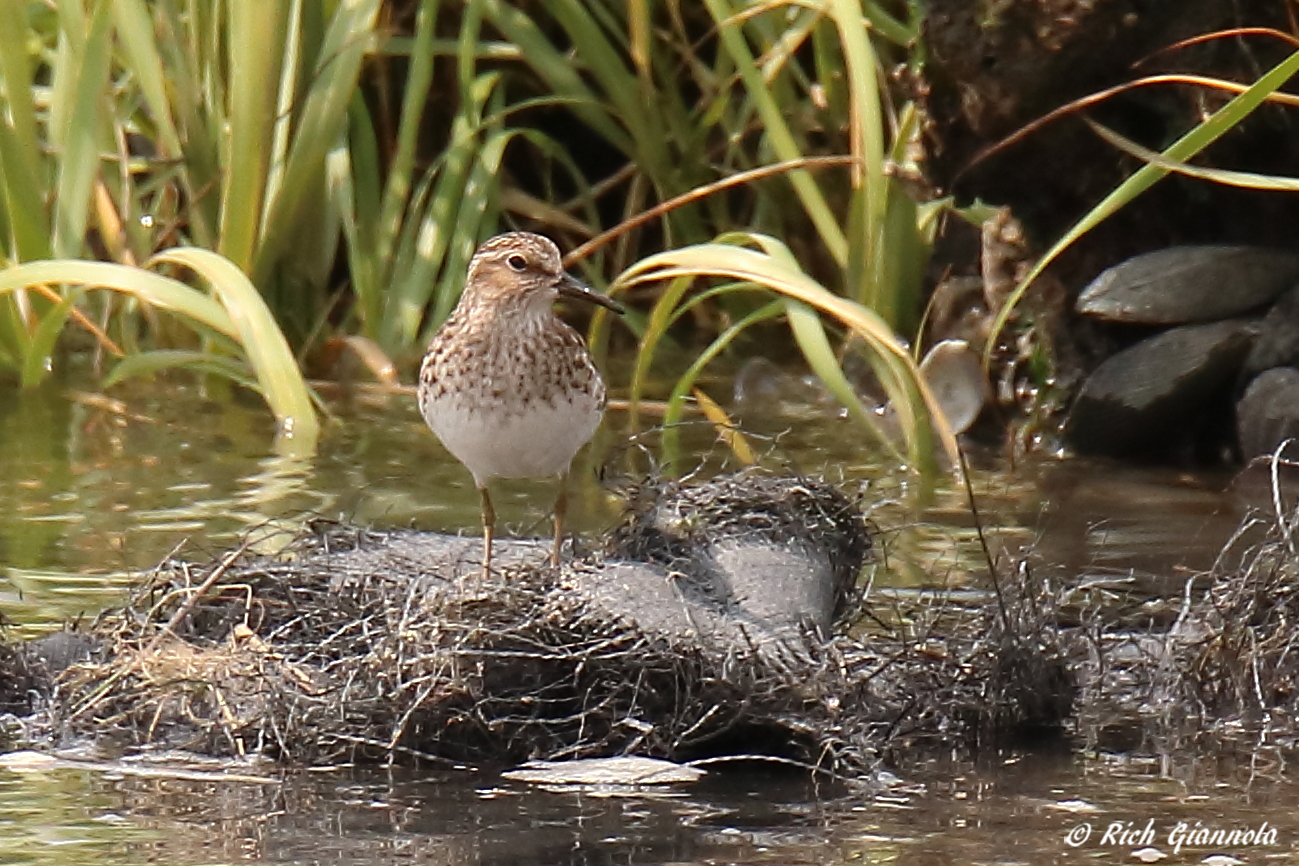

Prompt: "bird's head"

[462,232,625,318]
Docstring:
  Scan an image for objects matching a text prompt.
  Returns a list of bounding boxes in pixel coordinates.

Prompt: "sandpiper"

[417,232,625,578]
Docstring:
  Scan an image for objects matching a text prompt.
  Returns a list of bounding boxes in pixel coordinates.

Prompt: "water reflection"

[0,754,1296,865]
[0,367,1263,633]
[0,369,1295,863]
[0,379,337,628]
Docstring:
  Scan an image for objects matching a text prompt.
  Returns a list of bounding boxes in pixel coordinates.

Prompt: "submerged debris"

[501,756,705,787]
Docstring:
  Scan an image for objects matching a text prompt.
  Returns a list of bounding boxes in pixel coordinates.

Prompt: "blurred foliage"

[0,0,958,464]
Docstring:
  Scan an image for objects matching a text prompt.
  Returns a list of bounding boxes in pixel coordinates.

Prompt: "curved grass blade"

[983,48,1299,362]
[1088,118,1299,191]
[0,256,317,452]
[0,260,237,338]
[150,248,320,451]
[614,239,959,470]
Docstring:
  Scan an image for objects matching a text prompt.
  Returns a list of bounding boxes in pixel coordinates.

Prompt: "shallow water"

[0,371,1252,632]
[0,368,1288,864]
[1,751,1295,865]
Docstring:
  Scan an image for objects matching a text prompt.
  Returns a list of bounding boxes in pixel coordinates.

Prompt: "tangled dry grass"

[5,473,1073,777]
[1188,482,1299,731]
[8,467,1299,772]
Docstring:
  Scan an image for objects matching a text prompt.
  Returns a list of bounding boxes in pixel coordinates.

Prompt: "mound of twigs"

[1190,494,1299,729]
[31,473,1075,775]
[1035,458,1299,753]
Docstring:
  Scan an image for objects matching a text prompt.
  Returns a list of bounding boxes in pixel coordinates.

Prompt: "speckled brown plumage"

[417,232,624,578]
[419,302,606,417]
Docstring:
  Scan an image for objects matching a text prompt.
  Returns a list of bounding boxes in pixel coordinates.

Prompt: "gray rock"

[1064,320,1255,457]
[919,339,989,435]
[1076,246,1299,325]
[301,475,868,658]
[1245,286,1299,375]
[1236,367,1299,460]
[24,631,99,677]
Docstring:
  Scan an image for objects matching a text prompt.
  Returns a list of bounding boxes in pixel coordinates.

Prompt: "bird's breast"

[422,393,605,483]
[418,318,607,484]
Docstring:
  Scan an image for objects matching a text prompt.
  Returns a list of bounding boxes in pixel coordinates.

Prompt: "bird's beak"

[557,272,625,315]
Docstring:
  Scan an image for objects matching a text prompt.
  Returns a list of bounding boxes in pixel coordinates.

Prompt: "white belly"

[424,397,603,486]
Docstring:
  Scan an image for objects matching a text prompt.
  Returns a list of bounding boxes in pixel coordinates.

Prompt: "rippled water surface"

[1,751,1295,865]
[0,367,1289,864]
[0,370,1252,630]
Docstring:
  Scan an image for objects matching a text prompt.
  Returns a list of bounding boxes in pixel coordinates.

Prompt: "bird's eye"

[506,254,528,272]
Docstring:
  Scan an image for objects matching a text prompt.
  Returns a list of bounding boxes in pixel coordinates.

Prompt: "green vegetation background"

[8,1,1288,466]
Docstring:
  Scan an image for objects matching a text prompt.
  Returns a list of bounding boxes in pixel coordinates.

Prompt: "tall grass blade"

[702,0,848,265]
[828,0,886,303]
[614,239,959,470]
[0,0,50,262]
[111,0,184,159]
[376,0,440,269]
[984,47,1299,361]
[50,0,113,259]
[220,3,288,270]
[253,0,382,288]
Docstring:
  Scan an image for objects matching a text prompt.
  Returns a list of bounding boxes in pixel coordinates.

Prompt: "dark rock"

[1236,367,1299,460]
[1064,320,1256,458]
[1245,286,1299,375]
[24,631,100,679]
[1076,246,1299,325]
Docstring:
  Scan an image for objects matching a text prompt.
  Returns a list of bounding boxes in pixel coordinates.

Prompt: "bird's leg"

[551,474,568,568]
[479,485,495,580]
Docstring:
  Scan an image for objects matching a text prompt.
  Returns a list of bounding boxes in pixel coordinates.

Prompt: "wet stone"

[918,339,988,435]
[1064,320,1256,458]
[1236,367,1299,461]
[1076,246,1299,325]
[1245,285,1299,376]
